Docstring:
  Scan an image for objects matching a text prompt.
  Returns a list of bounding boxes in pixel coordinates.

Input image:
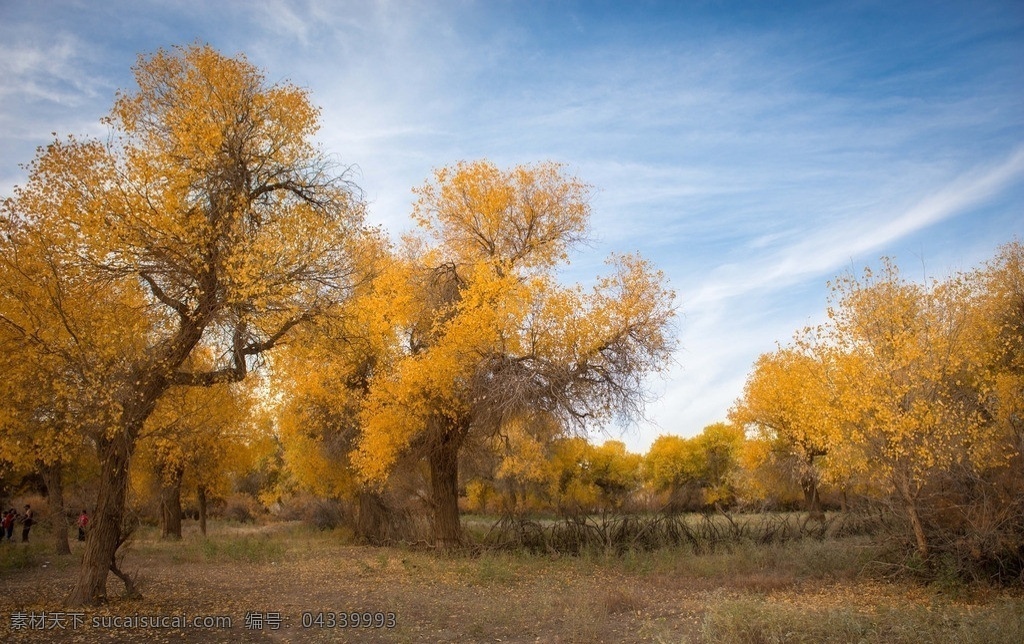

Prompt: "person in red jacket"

[77,509,89,541]
[1,509,14,541]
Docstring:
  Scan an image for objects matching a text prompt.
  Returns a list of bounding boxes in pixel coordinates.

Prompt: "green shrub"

[218,493,263,524]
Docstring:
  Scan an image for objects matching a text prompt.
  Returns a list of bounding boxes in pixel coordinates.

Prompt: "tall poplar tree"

[0,44,369,605]
[353,160,676,547]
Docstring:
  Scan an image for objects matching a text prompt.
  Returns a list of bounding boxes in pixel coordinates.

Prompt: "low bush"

[218,493,263,524]
[305,498,350,531]
[479,510,874,556]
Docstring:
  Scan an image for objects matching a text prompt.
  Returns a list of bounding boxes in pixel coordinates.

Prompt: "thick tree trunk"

[801,475,824,519]
[356,490,391,544]
[160,466,184,540]
[666,481,683,515]
[895,472,929,559]
[428,430,464,549]
[40,461,71,555]
[197,485,208,537]
[504,484,519,514]
[67,433,133,606]
[906,500,929,559]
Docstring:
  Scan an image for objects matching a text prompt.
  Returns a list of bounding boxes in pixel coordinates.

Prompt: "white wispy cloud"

[687,145,1024,310]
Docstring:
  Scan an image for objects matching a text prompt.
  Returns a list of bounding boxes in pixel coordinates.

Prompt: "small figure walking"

[77,509,89,541]
[21,504,33,543]
[1,509,14,541]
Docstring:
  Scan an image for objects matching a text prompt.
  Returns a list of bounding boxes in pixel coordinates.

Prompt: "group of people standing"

[0,505,90,543]
[1,504,34,542]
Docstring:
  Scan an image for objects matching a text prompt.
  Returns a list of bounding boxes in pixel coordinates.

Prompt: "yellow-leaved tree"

[353,160,676,547]
[730,346,846,517]
[824,260,989,558]
[437,411,559,515]
[644,434,705,512]
[0,328,94,555]
[0,213,143,556]
[644,423,744,513]
[731,246,1022,578]
[133,370,262,539]
[969,242,1024,466]
[272,238,411,542]
[937,242,1023,577]
[0,44,369,605]
[583,440,644,510]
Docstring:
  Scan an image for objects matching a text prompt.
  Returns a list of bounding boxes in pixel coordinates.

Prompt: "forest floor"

[0,519,1021,643]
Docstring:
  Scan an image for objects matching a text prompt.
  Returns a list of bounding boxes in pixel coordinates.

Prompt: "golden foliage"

[352,160,676,490]
[644,423,743,508]
[732,244,1023,559]
[2,43,372,603]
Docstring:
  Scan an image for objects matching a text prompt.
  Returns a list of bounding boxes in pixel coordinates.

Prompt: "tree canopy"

[1,43,371,605]
[348,160,676,546]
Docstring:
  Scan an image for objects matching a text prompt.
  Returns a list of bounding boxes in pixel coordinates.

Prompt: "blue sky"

[2,1,1022,452]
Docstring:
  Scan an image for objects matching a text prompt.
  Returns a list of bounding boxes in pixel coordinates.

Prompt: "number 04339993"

[300,611,396,629]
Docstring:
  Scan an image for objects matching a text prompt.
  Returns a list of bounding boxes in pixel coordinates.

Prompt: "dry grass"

[0,518,1020,642]
[698,590,1024,644]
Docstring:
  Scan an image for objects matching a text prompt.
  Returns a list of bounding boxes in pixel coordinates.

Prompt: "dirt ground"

[0,522,1019,643]
[1,538,700,642]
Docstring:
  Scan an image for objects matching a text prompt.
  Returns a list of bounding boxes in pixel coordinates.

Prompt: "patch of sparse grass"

[600,533,880,588]
[688,536,877,581]
[0,541,48,572]
[473,552,518,585]
[197,534,286,563]
[155,529,289,564]
[698,594,1024,644]
[601,585,643,614]
[554,587,607,642]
